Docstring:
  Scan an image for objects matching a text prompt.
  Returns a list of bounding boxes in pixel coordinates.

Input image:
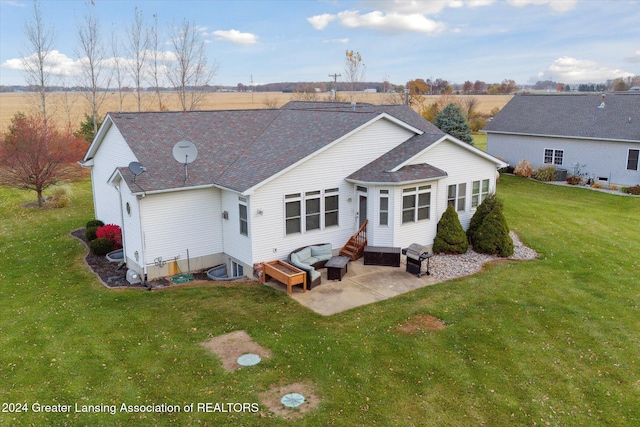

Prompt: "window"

[544,148,564,165]
[285,189,339,234]
[379,189,389,226]
[402,185,431,223]
[305,191,321,231]
[325,188,339,227]
[231,260,244,278]
[238,197,248,236]
[285,193,301,235]
[448,183,466,212]
[472,179,490,208]
[627,149,639,171]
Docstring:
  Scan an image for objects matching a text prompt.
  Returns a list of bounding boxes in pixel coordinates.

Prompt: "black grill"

[401,244,432,277]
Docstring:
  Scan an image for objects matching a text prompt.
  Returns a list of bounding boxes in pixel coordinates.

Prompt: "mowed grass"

[0,176,638,426]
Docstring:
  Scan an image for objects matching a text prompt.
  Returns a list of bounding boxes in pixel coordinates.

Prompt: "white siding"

[118,179,144,274]
[90,124,137,226]
[140,188,223,277]
[488,133,640,186]
[220,191,253,267]
[368,185,395,247]
[250,118,415,263]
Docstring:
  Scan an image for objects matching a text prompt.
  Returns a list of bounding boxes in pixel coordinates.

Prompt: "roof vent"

[351,102,356,111]
[598,93,605,109]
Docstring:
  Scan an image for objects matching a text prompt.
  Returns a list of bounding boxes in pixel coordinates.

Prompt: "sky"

[0,0,638,88]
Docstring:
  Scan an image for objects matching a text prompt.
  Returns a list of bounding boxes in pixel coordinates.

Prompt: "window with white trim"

[379,189,389,226]
[627,149,639,171]
[402,185,431,223]
[238,197,248,236]
[472,179,490,208]
[448,183,466,212]
[544,148,564,165]
[231,260,244,277]
[305,191,321,231]
[285,193,301,235]
[324,188,339,227]
[285,189,339,235]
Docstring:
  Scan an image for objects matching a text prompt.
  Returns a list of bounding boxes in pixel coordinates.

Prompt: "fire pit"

[402,244,432,277]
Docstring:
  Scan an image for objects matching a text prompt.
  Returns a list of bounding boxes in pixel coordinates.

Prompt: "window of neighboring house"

[285,193,301,235]
[472,179,490,208]
[402,185,431,223]
[324,188,339,227]
[544,148,564,165]
[448,183,466,212]
[627,149,639,171]
[238,197,248,236]
[379,189,389,226]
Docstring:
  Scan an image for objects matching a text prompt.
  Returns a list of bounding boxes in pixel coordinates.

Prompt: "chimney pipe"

[404,88,409,106]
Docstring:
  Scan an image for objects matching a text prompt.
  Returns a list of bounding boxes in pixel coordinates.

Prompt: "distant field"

[0,91,512,131]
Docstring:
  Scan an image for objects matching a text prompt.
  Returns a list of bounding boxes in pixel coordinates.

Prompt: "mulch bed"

[71,228,207,289]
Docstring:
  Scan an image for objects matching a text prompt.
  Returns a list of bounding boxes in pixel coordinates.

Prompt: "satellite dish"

[172,141,198,164]
[128,161,145,176]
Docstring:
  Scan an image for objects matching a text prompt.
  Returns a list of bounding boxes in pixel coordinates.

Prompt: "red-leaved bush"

[96,224,122,250]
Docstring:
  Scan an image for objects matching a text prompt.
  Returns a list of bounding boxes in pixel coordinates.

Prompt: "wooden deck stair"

[339,220,368,260]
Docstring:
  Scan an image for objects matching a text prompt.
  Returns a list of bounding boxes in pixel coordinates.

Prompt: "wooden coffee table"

[325,256,349,281]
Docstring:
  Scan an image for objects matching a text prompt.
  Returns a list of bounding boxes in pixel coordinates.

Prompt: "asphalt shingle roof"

[483,93,640,142]
[106,102,446,193]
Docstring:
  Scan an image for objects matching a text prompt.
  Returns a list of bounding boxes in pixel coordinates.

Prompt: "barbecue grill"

[402,243,432,277]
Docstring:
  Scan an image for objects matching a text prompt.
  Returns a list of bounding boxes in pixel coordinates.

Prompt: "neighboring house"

[81,102,506,281]
[483,93,640,186]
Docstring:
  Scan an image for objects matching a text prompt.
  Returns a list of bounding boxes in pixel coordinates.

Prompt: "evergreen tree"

[433,204,469,254]
[473,205,514,257]
[434,103,473,145]
[467,193,503,245]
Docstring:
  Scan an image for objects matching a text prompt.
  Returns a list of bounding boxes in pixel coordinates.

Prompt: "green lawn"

[472,132,487,151]
[1,177,639,426]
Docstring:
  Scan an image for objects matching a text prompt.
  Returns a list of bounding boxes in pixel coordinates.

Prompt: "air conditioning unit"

[126,269,141,285]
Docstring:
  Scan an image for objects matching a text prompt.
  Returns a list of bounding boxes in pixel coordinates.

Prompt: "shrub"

[96,224,122,250]
[591,182,602,189]
[433,204,469,254]
[86,219,105,228]
[467,193,503,246]
[89,238,113,256]
[535,165,557,182]
[514,160,533,178]
[566,175,581,185]
[473,205,514,257]
[84,226,99,241]
[627,185,640,195]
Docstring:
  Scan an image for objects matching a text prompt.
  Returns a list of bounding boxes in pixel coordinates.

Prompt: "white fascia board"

[107,168,123,186]
[390,135,508,172]
[82,114,114,162]
[130,183,215,197]
[345,175,446,186]
[242,113,423,195]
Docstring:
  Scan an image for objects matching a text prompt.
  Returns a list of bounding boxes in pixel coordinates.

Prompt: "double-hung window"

[305,191,321,231]
[379,189,389,226]
[238,197,248,236]
[471,179,490,208]
[285,189,339,235]
[544,148,564,165]
[627,149,639,171]
[402,185,431,223]
[448,183,466,212]
[285,193,302,235]
[324,188,339,227]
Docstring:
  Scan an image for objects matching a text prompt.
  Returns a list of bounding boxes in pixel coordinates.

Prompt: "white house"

[81,102,507,281]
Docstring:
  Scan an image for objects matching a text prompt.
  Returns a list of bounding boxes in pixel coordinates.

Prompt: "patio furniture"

[363,246,401,267]
[325,255,350,281]
[402,244,432,277]
[288,243,332,289]
[263,260,306,296]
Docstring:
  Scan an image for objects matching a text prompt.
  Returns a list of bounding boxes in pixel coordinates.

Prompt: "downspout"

[137,194,150,289]
[114,184,128,263]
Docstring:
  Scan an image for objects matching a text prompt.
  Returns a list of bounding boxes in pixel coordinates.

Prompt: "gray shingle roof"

[483,93,640,142]
[106,102,445,194]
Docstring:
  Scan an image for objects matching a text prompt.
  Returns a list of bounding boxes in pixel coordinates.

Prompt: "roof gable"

[483,93,640,142]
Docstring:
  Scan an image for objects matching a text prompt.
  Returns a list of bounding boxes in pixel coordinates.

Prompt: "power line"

[329,73,341,100]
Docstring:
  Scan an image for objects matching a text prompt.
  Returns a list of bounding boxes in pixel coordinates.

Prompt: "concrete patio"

[263,258,438,315]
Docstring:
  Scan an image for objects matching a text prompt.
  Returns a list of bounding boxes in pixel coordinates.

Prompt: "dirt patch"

[258,382,320,420]
[397,314,446,334]
[200,330,272,371]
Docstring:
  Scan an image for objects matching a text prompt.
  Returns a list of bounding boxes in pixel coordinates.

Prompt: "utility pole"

[329,73,341,100]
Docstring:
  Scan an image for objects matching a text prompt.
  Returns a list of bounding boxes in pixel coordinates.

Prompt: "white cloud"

[625,50,640,63]
[4,1,26,7]
[307,13,336,30]
[213,29,258,45]
[323,38,349,44]
[3,50,81,77]
[507,0,579,13]
[336,10,445,33]
[542,56,634,83]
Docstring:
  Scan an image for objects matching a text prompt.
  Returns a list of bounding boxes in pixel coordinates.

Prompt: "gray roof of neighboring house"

[103,102,446,194]
[483,93,640,142]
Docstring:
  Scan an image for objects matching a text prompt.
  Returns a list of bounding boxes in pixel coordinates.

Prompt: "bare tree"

[126,7,149,112]
[344,50,365,102]
[166,19,218,111]
[148,14,165,110]
[76,8,111,134]
[21,0,56,123]
[111,29,127,112]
